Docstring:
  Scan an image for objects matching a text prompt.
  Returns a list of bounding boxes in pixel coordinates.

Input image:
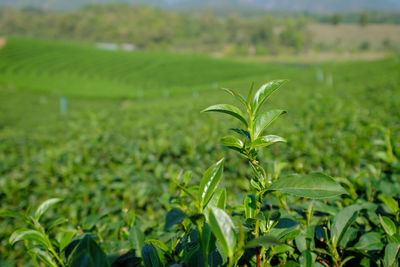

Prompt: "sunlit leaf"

[252,80,287,114]
[208,208,236,258]
[198,158,224,210]
[219,136,244,149]
[28,248,58,267]
[244,195,257,219]
[379,194,399,214]
[221,88,247,108]
[202,104,248,127]
[9,229,49,249]
[251,135,286,149]
[253,109,286,138]
[145,239,169,252]
[34,198,62,221]
[268,173,348,199]
[379,215,397,236]
[383,243,400,267]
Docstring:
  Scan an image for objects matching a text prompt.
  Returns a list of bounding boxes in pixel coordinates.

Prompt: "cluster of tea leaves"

[0,38,399,266]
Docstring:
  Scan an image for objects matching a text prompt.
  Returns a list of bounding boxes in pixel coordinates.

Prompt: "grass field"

[0,38,400,266]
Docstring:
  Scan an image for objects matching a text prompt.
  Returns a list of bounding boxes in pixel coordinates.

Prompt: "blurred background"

[1,0,400,58]
[0,1,399,266]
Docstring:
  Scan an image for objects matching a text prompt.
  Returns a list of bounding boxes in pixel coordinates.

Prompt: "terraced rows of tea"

[0,38,399,266]
[0,38,290,98]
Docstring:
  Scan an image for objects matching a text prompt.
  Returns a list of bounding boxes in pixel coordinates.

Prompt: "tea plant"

[200,80,349,266]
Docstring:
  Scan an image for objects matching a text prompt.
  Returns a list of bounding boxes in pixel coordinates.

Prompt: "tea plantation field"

[0,38,399,266]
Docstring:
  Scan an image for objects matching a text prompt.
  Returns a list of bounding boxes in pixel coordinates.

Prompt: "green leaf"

[221,88,247,108]
[251,135,286,149]
[165,208,187,230]
[252,80,287,114]
[129,219,145,258]
[244,195,257,219]
[82,214,106,230]
[383,243,400,267]
[354,232,383,251]
[68,235,110,267]
[267,173,348,199]
[390,233,400,244]
[379,215,397,236]
[245,236,281,248]
[142,244,161,267]
[59,231,76,252]
[379,194,399,214]
[229,128,250,139]
[219,136,244,149]
[146,239,169,252]
[299,250,313,267]
[204,188,226,221]
[198,158,224,210]
[339,227,358,247]
[331,205,361,246]
[208,208,236,258]
[9,229,49,249]
[253,110,286,138]
[247,82,255,108]
[28,248,58,267]
[202,104,248,127]
[48,217,68,231]
[34,198,62,221]
[206,188,226,210]
[0,210,29,222]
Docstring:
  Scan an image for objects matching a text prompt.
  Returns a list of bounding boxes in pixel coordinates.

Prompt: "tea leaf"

[202,104,248,127]
[268,173,348,199]
[199,158,224,210]
[253,109,286,138]
[379,215,397,236]
[354,232,383,251]
[142,244,161,267]
[331,205,361,246]
[219,136,244,149]
[244,195,257,219]
[165,208,187,230]
[379,194,399,214]
[252,80,287,114]
[245,235,281,248]
[34,198,62,221]
[383,243,400,267]
[221,88,247,108]
[209,208,236,258]
[251,135,286,149]
[9,229,49,249]
[67,235,110,267]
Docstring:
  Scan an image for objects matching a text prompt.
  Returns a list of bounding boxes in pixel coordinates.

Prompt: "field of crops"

[0,38,400,266]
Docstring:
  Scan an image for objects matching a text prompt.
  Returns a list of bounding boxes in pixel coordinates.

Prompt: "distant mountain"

[1,0,400,12]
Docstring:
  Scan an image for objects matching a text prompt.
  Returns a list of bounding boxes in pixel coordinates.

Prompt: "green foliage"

[0,38,400,266]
